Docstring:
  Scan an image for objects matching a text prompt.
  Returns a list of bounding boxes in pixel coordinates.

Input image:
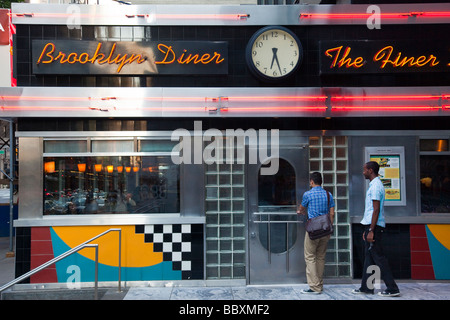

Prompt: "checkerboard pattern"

[135,224,203,280]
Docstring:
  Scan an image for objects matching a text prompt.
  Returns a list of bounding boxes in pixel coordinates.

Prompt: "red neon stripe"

[229,96,327,101]
[331,95,444,101]
[227,106,327,112]
[12,10,450,21]
[0,95,329,102]
[0,105,207,112]
[300,11,450,19]
[1,105,446,112]
[155,14,248,20]
[11,13,249,21]
[332,105,441,111]
[1,106,89,110]
[1,96,92,101]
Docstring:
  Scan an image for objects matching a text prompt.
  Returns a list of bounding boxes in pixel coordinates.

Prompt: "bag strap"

[305,190,331,220]
[326,191,330,214]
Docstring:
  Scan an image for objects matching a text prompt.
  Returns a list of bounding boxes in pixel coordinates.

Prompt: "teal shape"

[50,227,181,283]
[425,225,450,280]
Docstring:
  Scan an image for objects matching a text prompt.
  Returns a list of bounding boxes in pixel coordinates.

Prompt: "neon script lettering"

[373,46,440,68]
[36,42,146,73]
[325,45,440,70]
[325,46,365,69]
[155,44,225,65]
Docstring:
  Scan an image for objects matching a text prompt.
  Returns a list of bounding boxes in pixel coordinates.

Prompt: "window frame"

[43,154,181,216]
[42,136,183,218]
[419,136,450,215]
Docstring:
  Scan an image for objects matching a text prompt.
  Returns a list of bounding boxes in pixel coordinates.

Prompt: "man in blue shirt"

[352,161,400,297]
[298,172,335,294]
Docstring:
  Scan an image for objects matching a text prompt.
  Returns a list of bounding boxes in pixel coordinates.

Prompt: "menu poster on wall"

[370,155,401,201]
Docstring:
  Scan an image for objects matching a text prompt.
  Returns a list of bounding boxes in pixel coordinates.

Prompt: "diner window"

[44,140,88,153]
[420,138,450,213]
[43,156,179,215]
[139,140,178,152]
[91,140,134,153]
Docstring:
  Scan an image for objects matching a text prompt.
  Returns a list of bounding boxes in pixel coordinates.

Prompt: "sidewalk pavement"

[0,237,15,289]
[2,237,449,300]
[119,282,450,300]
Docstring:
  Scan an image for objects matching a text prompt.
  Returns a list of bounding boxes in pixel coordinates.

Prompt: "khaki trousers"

[304,232,330,292]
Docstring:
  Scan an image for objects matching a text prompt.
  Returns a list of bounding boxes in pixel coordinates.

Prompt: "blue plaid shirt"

[301,186,335,219]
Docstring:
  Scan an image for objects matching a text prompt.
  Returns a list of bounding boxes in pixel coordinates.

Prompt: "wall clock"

[246,26,303,82]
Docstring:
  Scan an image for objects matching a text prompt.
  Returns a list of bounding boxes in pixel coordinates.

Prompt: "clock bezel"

[245,26,303,82]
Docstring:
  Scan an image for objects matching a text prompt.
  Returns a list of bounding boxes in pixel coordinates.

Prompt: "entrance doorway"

[247,136,309,284]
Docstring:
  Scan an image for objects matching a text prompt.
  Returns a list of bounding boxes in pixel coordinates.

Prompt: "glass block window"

[205,140,246,280]
[309,136,351,278]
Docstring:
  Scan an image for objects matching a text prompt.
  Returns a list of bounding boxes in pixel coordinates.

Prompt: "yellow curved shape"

[52,225,163,268]
[427,225,450,251]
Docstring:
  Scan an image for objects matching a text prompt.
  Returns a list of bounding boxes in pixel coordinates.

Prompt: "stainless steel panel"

[12,3,450,26]
[17,131,176,138]
[14,214,205,227]
[15,130,450,138]
[247,133,309,284]
[181,164,205,217]
[18,137,43,220]
[351,215,450,224]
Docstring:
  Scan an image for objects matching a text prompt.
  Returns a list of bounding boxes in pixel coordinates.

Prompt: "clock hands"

[270,48,283,75]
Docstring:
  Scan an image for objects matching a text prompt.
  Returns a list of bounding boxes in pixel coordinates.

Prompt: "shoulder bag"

[305,191,334,240]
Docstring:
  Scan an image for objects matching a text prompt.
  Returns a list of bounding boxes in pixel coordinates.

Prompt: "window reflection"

[44,156,179,215]
[420,155,450,213]
[258,159,296,206]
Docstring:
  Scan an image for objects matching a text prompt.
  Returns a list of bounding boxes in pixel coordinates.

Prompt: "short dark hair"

[365,161,380,175]
[310,172,322,185]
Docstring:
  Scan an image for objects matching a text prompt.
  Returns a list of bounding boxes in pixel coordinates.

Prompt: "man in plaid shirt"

[298,172,335,294]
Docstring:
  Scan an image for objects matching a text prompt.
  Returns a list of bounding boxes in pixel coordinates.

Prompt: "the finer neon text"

[325,45,441,70]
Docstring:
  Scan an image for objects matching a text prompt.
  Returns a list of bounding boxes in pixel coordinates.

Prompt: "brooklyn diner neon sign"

[32,40,228,75]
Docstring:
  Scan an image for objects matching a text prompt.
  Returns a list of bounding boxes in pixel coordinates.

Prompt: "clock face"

[246,26,303,81]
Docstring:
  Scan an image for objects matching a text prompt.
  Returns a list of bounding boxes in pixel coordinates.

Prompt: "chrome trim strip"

[12,3,450,26]
[17,130,450,138]
[14,213,206,227]
[43,152,176,157]
[17,131,177,137]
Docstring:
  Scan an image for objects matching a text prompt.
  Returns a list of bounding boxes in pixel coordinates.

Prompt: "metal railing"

[253,211,303,272]
[0,228,122,300]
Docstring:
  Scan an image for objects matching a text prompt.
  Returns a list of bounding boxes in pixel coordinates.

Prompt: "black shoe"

[378,290,400,297]
[301,288,321,294]
[351,288,374,295]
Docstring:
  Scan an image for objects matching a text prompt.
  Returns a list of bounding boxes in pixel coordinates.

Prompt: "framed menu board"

[365,147,406,206]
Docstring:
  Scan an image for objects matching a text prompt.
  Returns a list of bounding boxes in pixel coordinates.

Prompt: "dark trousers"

[360,226,399,293]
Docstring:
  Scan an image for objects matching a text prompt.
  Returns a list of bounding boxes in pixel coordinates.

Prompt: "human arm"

[329,206,335,224]
[297,192,308,215]
[297,204,307,215]
[365,200,380,243]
